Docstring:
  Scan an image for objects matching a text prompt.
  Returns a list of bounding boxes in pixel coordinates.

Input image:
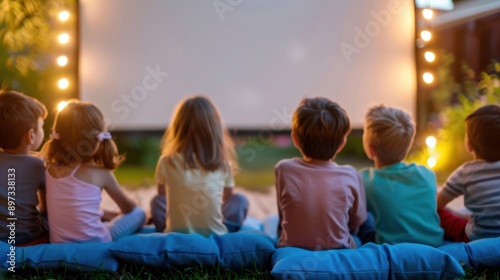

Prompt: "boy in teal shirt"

[360,105,443,247]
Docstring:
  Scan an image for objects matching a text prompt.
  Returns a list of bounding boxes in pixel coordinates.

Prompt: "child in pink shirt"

[275,97,367,250]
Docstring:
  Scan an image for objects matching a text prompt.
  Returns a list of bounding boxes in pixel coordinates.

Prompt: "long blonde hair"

[41,100,123,170]
[162,96,235,171]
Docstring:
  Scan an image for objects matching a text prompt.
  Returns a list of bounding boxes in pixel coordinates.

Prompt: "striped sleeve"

[441,164,466,198]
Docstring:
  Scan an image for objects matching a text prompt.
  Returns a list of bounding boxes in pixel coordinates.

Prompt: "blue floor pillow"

[0,241,119,272]
[109,230,276,270]
[271,243,464,280]
[439,237,500,269]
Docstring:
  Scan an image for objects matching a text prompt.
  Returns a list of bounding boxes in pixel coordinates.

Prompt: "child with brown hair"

[275,97,366,250]
[361,105,443,247]
[0,90,49,246]
[149,96,249,236]
[41,100,145,243]
[437,104,500,242]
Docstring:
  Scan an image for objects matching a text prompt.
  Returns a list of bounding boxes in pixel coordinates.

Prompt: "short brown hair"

[364,105,415,165]
[0,90,47,150]
[161,96,235,172]
[292,97,350,160]
[41,100,123,170]
[466,104,500,162]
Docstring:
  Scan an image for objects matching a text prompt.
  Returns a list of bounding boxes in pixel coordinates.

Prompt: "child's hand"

[102,209,120,221]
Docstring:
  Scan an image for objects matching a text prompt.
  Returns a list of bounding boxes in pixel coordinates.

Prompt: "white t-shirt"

[155,154,234,236]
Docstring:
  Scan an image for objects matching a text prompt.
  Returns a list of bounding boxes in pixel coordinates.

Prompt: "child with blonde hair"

[150,96,249,236]
[275,97,366,250]
[437,104,500,242]
[0,90,49,246]
[361,105,443,246]
[41,100,145,243]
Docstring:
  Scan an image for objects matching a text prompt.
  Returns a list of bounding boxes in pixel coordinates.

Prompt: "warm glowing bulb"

[58,33,69,44]
[421,30,432,41]
[57,101,68,112]
[58,78,69,89]
[57,55,68,66]
[425,51,435,62]
[426,136,437,149]
[422,9,433,20]
[427,157,437,168]
[58,11,70,22]
[423,72,434,84]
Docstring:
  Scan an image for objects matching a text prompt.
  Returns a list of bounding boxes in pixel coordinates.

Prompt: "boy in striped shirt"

[437,104,500,242]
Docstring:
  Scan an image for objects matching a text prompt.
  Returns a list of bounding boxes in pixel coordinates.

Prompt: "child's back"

[361,163,443,246]
[438,104,500,241]
[276,158,365,249]
[361,105,443,246]
[275,97,366,250]
[0,90,48,245]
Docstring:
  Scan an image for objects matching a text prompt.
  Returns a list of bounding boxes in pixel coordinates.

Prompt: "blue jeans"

[106,207,146,240]
[150,193,249,233]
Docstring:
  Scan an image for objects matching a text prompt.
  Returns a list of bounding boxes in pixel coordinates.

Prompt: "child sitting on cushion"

[41,100,145,243]
[437,104,500,242]
[275,97,367,250]
[0,90,49,246]
[360,105,443,247]
[150,96,249,236]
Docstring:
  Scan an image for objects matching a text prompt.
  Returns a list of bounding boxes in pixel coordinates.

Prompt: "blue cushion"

[109,233,219,267]
[271,243,464,280]
[239,216,264,232]
[440,237,500,269]
[262,214,279,242]
[109,231,276,269]
[0,241,119,272]
[213,231,275,270]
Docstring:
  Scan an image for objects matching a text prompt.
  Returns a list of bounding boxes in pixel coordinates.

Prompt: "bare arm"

[102,170,136,214]
[38,188,47,214]
[223,187,233,204]
[436,189,454,210]
[157,183,166,195]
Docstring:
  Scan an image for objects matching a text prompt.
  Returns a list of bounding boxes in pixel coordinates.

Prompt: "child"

[150,96,249,236]
[437,104,500,242]
[275,97,366,250]
[41,100,145,243]
[360,105,443,247]
[0,90,49,246]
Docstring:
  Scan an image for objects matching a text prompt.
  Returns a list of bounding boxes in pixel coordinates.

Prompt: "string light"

[424,51,435,62]
[421,30,432,41]
[423,72,434,84]
[422,9,433,20]
[58,33,70,44]
[425,136,437,149]
[57,101,68,112]
[427,156,437,168]
[57,55,68,66]
[58,11,70,22]
[58,78,69,89]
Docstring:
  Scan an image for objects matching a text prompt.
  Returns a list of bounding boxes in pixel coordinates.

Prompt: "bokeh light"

[57,55,68,66]
[58,78,69,89]
[58,11,70,22]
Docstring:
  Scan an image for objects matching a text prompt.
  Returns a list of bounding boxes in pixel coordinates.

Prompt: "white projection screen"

[80,0,416,131]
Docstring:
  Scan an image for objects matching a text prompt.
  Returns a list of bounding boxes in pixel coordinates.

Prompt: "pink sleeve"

[348,172,368,230]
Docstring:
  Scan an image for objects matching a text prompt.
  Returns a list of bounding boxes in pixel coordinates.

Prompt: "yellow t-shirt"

[155,154,234,236]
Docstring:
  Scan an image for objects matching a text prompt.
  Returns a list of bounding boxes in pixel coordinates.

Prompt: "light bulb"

[58,78,69,89]
[421,30,432,41]
[422,9,433,20]
[57,101,68,112]
[58,11,70,22]
[427,157,437,168]
[423,72,434,84]
[424,51,435,62]
[58,33,70,44]
[426,136,437,149]
[57,55,68,66]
